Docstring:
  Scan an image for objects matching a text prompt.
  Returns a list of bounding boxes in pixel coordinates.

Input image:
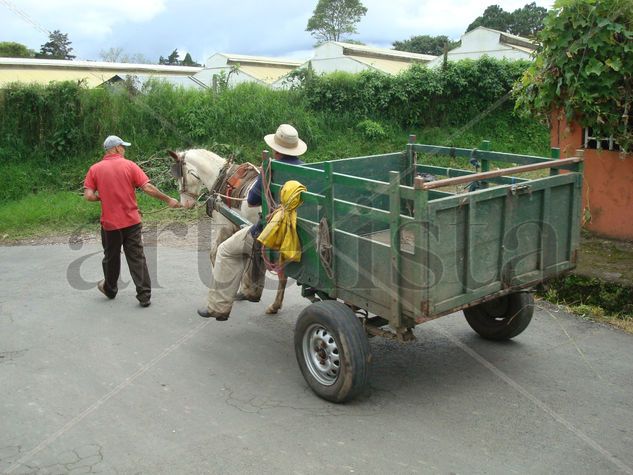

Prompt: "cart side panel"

[427,173,581,315]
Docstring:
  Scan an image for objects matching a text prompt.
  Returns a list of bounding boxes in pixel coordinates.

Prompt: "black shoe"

[97,280,116,299]
[197,307,229,321]
[139,300,151,308]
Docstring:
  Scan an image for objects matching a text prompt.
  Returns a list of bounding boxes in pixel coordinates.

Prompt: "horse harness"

[170,152,259,211]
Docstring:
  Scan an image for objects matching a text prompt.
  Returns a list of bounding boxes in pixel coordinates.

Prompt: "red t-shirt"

[84,153,150,231]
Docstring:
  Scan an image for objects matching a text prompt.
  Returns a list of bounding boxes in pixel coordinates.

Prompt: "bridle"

[170,151,201,200]
[169,151,233,202]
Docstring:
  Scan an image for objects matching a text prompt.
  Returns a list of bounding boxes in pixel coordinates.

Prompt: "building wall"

[193,68,259,88]
[551,111,633,240]
[312,43,344,59]
[426,28,533,67]
[308,57,371,75]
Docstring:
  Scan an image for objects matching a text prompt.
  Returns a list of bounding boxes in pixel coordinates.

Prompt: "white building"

[0,58,204,89]
[426,27,536,68]
[194,53,303,88]
[289,41,434,81]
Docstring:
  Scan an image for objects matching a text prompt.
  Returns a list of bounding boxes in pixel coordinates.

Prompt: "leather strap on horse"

[223,163,259,208]
[206,161,259,217]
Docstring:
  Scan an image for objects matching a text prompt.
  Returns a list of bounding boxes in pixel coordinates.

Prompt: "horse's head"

[169,150,203,209]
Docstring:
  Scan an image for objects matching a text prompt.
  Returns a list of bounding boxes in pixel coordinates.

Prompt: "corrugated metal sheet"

[222,53,302,67]
[347,56,416,75]
[334,42,436,61]
[0,69,116,87]
[237,64,297,84]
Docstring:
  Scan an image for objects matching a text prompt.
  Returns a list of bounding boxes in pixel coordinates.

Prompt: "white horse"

[169,149,288,314]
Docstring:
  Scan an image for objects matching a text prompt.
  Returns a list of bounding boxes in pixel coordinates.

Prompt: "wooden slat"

[416,164,529,185]
[413,179,429,319]
[420,157,583,190]
[324,161,337,296]
[413,144,554,165]
[389,171,402,326]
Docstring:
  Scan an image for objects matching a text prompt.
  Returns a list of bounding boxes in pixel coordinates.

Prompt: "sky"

[0,0,552,64]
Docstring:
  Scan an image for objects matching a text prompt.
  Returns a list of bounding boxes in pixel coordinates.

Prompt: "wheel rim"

[302,324,340,386]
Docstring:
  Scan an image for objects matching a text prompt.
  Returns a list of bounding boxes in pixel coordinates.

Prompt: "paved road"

[1,243,632,474]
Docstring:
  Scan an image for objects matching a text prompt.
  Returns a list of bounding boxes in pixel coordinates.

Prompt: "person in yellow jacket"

[197,124,307,321]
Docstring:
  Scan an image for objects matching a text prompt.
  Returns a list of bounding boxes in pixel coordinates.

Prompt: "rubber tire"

[463,292,534,341]
[294,301,371,403]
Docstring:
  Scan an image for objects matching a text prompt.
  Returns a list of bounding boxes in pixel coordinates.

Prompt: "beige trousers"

[207,226,265,315]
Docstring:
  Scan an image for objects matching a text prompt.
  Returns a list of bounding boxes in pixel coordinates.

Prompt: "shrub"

[356,119,387,140]
[514,0,633,152]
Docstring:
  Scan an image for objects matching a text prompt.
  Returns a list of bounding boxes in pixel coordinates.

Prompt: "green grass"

[539,274,633,334]
[0,115,550,241]
[0,190,185,240]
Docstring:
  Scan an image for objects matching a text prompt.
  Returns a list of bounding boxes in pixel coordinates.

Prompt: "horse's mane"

[182,149,225,163]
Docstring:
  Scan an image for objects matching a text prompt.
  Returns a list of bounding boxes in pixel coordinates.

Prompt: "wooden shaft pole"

[417,157,583,190]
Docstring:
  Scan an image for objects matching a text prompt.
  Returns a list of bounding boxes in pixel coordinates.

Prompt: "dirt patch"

[575,233,633,286]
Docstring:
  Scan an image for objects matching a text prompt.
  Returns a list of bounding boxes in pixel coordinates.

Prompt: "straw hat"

[264,124,307,156]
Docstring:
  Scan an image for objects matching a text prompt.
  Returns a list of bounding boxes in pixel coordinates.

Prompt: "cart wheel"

[294,301,370,403]
[463,292,534,341]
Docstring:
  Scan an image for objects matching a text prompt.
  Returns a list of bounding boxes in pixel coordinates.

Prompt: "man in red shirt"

[84,135,180,307]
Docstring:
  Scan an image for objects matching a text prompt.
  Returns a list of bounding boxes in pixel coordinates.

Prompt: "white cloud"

[2,0,166,39]
[0,0,553,61]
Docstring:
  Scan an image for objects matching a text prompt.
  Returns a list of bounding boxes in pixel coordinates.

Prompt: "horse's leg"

[266,271,288,315]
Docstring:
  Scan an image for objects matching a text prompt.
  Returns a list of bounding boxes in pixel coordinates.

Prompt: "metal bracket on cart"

[362,316,416,342]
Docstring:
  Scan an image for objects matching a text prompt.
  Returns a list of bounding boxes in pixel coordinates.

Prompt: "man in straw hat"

[198,124,307,321]
[84,135,180,308]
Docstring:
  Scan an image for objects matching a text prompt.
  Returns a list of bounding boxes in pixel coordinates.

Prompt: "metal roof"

[0,58,204,88]
[344,56,416,75]
[470,27,538,51]
[235,64,297,84]
[0,58,202,74]
[219,53,303,68]
[331,41,436,62]
[0,68,116,88]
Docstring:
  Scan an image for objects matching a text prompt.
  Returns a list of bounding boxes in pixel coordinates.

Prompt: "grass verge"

[539,275,633,334]
[0,191,190,241]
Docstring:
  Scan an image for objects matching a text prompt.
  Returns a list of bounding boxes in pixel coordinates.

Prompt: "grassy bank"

[540,274,633,334]
[0,119,550,239]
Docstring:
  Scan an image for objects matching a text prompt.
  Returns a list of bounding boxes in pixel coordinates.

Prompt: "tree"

[306,0,368,44]
[466,2,547,38]
[159,49,181,65]
[510,2,548,37]
[0,41,35,58]
[99,47,125,62]
[100,48,153,64]
[181,53,201,67]
[514,0,633,152]
[37,30,75,60]
[467,5,512,33]
[392,35,459,56]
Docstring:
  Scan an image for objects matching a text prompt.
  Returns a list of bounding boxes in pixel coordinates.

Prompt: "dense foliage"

[0,41,34,58]
[0,57,548,203]
[301,58,531,127]
[514,0,633,152]
[392,35,460,56]
[467,2,548,37]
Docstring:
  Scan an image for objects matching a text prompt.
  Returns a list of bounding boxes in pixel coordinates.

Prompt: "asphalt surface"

[1,242,632,474]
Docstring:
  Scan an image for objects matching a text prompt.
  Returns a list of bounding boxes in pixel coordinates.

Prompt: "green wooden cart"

[246,137,584,402]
